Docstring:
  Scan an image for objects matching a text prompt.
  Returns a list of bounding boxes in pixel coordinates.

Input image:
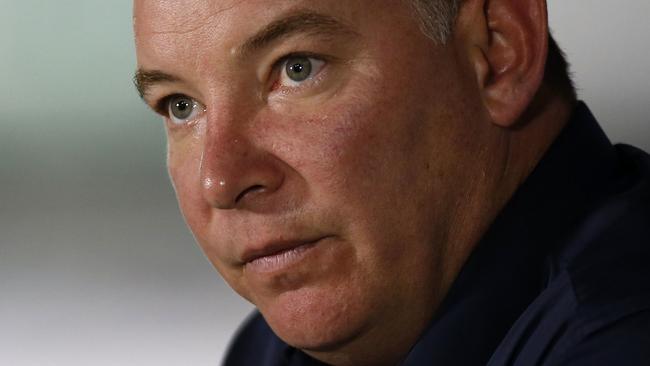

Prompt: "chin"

[259,283,372,352]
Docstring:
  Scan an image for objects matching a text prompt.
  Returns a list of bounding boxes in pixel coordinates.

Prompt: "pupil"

[171,97,193,120]
[286,57,312,82]
[177,101,189,110]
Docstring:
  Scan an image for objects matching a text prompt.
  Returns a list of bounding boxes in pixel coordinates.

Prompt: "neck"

[501,89,576,199]
[304,92,576,366]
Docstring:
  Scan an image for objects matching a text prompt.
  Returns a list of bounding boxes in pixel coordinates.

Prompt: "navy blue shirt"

[223,102,650,365]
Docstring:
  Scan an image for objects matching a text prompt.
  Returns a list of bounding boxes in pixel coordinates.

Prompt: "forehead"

[133,0,412,54]
[133,0,394,28]
[134,0,373,40]
[133,0,425,93]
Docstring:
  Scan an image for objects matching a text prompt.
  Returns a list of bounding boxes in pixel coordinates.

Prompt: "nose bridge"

[202,99,248,160]
[198,101,283,210]
[200,119,245,186]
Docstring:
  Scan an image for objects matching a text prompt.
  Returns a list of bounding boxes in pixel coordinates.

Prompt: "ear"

[455,0,548,127]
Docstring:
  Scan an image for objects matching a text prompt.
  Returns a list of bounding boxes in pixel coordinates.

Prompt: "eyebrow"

[236,10,358,57]
[134,10,357,100]
[133,69,180,100]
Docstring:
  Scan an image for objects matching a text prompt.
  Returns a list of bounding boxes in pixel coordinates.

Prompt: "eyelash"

[271,51,328,90]
[152,51,329,117]
[154,95,177,116]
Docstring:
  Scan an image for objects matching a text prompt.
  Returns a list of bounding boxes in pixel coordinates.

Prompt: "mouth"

[242,237,327,274]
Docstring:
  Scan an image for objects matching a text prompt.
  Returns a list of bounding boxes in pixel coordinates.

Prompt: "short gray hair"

[408,0,462,43]
[408,0,576,99]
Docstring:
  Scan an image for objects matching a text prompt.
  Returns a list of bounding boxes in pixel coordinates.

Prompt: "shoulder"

[491,144,650,365]
[547,307,650,365]
[490,226,650,365]
[549,144,650,365]
[551,252,650,365]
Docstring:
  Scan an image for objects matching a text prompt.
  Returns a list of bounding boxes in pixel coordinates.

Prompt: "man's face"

[135,0,488,353]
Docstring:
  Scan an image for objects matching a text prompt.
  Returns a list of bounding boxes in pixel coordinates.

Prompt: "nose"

[199,129,285,210]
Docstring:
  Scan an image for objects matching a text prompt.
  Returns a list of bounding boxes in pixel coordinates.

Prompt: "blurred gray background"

[1,1,648,365]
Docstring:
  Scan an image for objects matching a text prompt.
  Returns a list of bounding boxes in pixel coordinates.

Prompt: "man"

[133,0,650,364]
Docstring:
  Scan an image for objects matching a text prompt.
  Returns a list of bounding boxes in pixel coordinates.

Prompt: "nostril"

[235,184,266,204]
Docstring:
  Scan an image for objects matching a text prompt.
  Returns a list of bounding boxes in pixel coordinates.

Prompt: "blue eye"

[167,95,205,125]
[285,57,312,81]
[279,56,325,87]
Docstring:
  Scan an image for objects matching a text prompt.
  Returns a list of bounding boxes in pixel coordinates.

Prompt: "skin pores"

[134,0,502,362]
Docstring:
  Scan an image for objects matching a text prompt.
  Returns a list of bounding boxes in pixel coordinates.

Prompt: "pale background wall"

[1,1,648,365]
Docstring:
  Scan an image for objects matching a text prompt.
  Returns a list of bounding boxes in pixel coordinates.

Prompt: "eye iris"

[286,57,312,82]
[171,97,193,120]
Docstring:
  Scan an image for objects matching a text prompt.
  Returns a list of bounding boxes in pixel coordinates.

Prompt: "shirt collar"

[401,101,618,365]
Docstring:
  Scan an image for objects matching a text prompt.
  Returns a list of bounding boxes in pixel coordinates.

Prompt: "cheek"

[166,131,210,232]
[167,138,244,285]
[265,87,439,270]
[322,107,427,210]
[300,110,376,187]
[266,91,422,201]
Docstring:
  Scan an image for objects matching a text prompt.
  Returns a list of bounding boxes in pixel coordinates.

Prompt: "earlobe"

[460,0,548,127]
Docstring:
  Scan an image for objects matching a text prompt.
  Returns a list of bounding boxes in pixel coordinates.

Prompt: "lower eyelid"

[165,114,203,130]
[274,69,329,96]
[277,59,328,91]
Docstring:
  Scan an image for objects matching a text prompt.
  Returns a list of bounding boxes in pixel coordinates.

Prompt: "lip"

[242,237,327,273]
